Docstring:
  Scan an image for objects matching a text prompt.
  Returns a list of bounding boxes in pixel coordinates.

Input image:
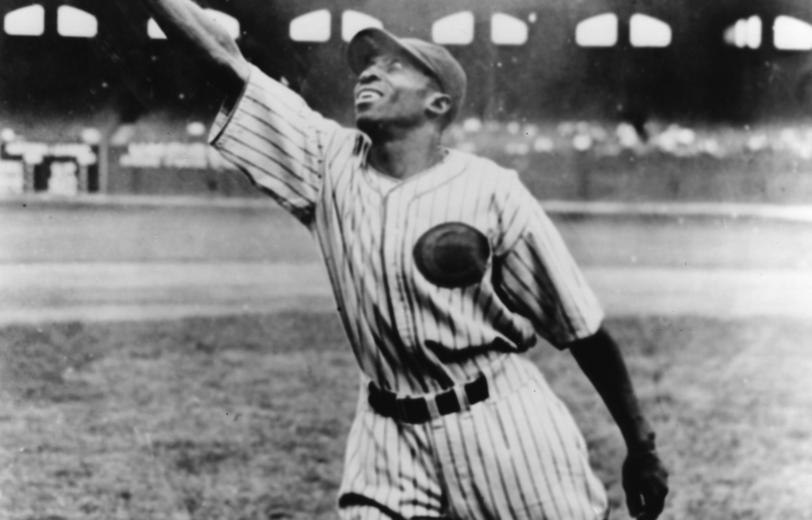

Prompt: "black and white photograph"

[0,1,810,518]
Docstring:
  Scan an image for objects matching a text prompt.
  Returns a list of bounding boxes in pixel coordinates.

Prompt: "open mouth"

[355,88,383,104]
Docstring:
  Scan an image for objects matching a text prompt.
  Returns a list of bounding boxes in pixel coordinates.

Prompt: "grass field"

[1,312,810,520]
[2,197,810,518]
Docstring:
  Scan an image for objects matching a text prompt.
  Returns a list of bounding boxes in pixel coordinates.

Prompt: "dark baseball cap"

[347,27,467,123]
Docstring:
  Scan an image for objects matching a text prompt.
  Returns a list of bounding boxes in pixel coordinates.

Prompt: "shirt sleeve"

[493,171,604,348]
[209,64,341,225]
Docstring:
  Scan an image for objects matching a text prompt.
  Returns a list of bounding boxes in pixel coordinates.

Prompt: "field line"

[1,262,811,324]
[4,194,812,223]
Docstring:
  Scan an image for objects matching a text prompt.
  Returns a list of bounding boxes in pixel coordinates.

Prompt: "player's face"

[354,51,443,132]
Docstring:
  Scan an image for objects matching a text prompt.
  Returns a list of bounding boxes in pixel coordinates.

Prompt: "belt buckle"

[395,398,411,422]
[395,395,440,423]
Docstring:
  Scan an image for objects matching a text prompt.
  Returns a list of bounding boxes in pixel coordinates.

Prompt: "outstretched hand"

[622,448,669,520]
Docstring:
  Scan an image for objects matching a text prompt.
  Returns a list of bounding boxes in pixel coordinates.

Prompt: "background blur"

[1,1,812,519]
[2,0,812,201]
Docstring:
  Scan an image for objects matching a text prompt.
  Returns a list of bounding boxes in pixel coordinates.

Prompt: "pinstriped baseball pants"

[338,356,609,519]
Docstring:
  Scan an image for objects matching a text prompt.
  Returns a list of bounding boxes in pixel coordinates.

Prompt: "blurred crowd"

[445,118,812,161]
[5,113,812,201]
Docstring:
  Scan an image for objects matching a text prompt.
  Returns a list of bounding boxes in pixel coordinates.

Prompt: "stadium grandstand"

[1,0,812,201]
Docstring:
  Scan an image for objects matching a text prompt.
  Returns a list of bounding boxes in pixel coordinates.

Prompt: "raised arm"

[141,0,249,98]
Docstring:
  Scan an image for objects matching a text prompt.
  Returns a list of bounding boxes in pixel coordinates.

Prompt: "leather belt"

[367,375,489,424]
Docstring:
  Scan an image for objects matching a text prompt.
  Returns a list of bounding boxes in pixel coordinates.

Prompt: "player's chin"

[355,113,383,135]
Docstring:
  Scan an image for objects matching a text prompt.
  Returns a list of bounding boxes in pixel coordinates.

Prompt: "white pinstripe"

[211,64,608,519]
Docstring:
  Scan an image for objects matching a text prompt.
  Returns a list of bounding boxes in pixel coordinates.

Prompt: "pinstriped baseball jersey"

[210,64,604,396]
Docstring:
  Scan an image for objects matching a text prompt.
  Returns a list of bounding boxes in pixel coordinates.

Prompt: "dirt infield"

[2,262,812,325]
[4,197,812,268]
[3,198,812,324]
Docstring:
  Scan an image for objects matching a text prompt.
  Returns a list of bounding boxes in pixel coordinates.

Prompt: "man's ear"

[425,92,452,120]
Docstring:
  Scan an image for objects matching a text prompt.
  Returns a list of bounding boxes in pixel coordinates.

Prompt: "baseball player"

[138,1,669,518]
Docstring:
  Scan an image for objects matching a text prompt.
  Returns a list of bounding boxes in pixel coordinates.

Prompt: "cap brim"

[347,27,433,79]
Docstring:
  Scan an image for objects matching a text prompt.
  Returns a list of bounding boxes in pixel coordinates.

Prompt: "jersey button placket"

[381,192,415,349]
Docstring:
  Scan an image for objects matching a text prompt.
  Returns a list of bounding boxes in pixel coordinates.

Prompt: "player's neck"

[367,126,445,180]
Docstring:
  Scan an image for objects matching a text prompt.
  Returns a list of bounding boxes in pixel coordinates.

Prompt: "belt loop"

[453,384,471,412]
[481,362,502,397]
[425,396,441,421]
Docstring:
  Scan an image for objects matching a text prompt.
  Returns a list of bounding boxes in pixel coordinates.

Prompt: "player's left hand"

[622,447,669,520]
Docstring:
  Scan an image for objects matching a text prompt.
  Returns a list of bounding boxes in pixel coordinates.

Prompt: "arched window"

[342,10,383,42]
[774,15,812,51]
[491,13,528,46]
[57,6,97,38]
[575,13,618,47]
[147,18,166,39]
[723,16,762,49]
[4,4,45,36]
[289,9,330,42]
[630,13,671,47]
[432,11,474,45]
[149,9,240,40]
